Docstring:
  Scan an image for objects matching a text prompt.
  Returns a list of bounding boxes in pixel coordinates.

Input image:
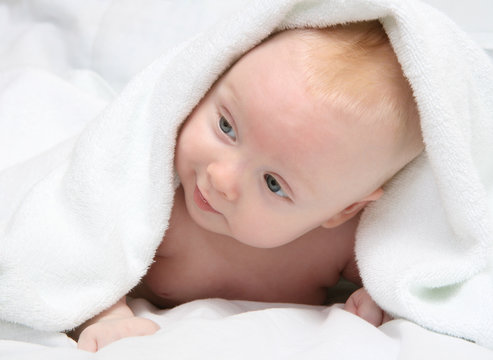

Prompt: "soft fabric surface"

[0,0,492,352]
[2,298,493,360]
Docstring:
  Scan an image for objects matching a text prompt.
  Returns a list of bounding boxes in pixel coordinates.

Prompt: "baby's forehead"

[245,99,345,188]
[223,31,362,163]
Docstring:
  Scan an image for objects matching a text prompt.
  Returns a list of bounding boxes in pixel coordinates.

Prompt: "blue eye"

[219,116,236,140]
[264,174,288,198]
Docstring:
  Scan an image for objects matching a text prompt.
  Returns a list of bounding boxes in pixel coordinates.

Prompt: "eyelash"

[264,174,289,198]
[218,115,236,141]
[217,114,289,200]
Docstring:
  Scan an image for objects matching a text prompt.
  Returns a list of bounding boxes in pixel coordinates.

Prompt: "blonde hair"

[300,21,418,130]
[297,21,423,184]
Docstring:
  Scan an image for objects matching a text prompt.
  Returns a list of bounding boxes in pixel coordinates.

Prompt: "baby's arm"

[344,287,392,326]
[75,297,159,352]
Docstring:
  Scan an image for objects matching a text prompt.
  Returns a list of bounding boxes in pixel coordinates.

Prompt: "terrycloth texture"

[1,0,492,349]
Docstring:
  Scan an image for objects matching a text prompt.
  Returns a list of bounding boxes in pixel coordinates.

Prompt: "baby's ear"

[321,188,384,229]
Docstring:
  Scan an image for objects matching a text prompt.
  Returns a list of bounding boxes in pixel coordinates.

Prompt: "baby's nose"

[206,161,240,201]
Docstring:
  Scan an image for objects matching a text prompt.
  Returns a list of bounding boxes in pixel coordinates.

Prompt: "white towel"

[1,0,492,348]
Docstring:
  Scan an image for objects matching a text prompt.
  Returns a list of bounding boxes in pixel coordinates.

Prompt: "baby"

[73,20,423,351]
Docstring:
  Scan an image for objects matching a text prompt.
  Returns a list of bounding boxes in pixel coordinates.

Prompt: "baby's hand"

[344,287,392,326]
[77,315,159,352]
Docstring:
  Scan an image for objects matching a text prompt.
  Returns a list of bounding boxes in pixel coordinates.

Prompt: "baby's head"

[299,21,423,193]
[175,21,423,248]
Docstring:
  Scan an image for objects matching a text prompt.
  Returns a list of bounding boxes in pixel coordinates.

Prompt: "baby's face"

[175,30,392,248]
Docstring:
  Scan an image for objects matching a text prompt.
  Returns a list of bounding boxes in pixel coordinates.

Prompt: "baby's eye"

[219,115,236,140]
[264,174,288,198]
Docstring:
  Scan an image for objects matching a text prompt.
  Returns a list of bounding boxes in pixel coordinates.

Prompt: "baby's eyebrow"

[224,80,240,108]
[282,161,316,201]
[222,77,307,202]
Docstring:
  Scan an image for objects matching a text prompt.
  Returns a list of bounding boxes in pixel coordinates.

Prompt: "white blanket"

[3,298,493,360]
[1,0,492,351]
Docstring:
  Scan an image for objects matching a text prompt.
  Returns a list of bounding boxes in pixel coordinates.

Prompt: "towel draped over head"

[0,0,492,348]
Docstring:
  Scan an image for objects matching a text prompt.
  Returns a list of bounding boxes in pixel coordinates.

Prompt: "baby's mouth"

[193,186,221,214]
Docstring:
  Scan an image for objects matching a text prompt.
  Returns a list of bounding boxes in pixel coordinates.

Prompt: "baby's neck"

[169,184,362,285]
[137,185,362,307]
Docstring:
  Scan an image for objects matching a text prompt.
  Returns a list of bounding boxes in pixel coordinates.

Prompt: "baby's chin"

[187,206,230,236]
[186,203,293,248]
[232,231,295,249]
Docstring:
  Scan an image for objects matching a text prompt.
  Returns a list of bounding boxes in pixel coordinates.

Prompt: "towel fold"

[1,0,492,348]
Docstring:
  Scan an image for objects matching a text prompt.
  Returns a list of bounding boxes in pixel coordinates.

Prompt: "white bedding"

[1,0,493,358]
[2,299,493,360]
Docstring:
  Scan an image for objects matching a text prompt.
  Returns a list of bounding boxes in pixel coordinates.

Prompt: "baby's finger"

[382,311,393,324]
[77,332,98,352]
[354,297,386,326]
[343,294,358,316]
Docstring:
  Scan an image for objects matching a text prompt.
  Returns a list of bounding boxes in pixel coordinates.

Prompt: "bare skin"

[73,25,421,351]
[133,185,362,307]
[74,187,387,352]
